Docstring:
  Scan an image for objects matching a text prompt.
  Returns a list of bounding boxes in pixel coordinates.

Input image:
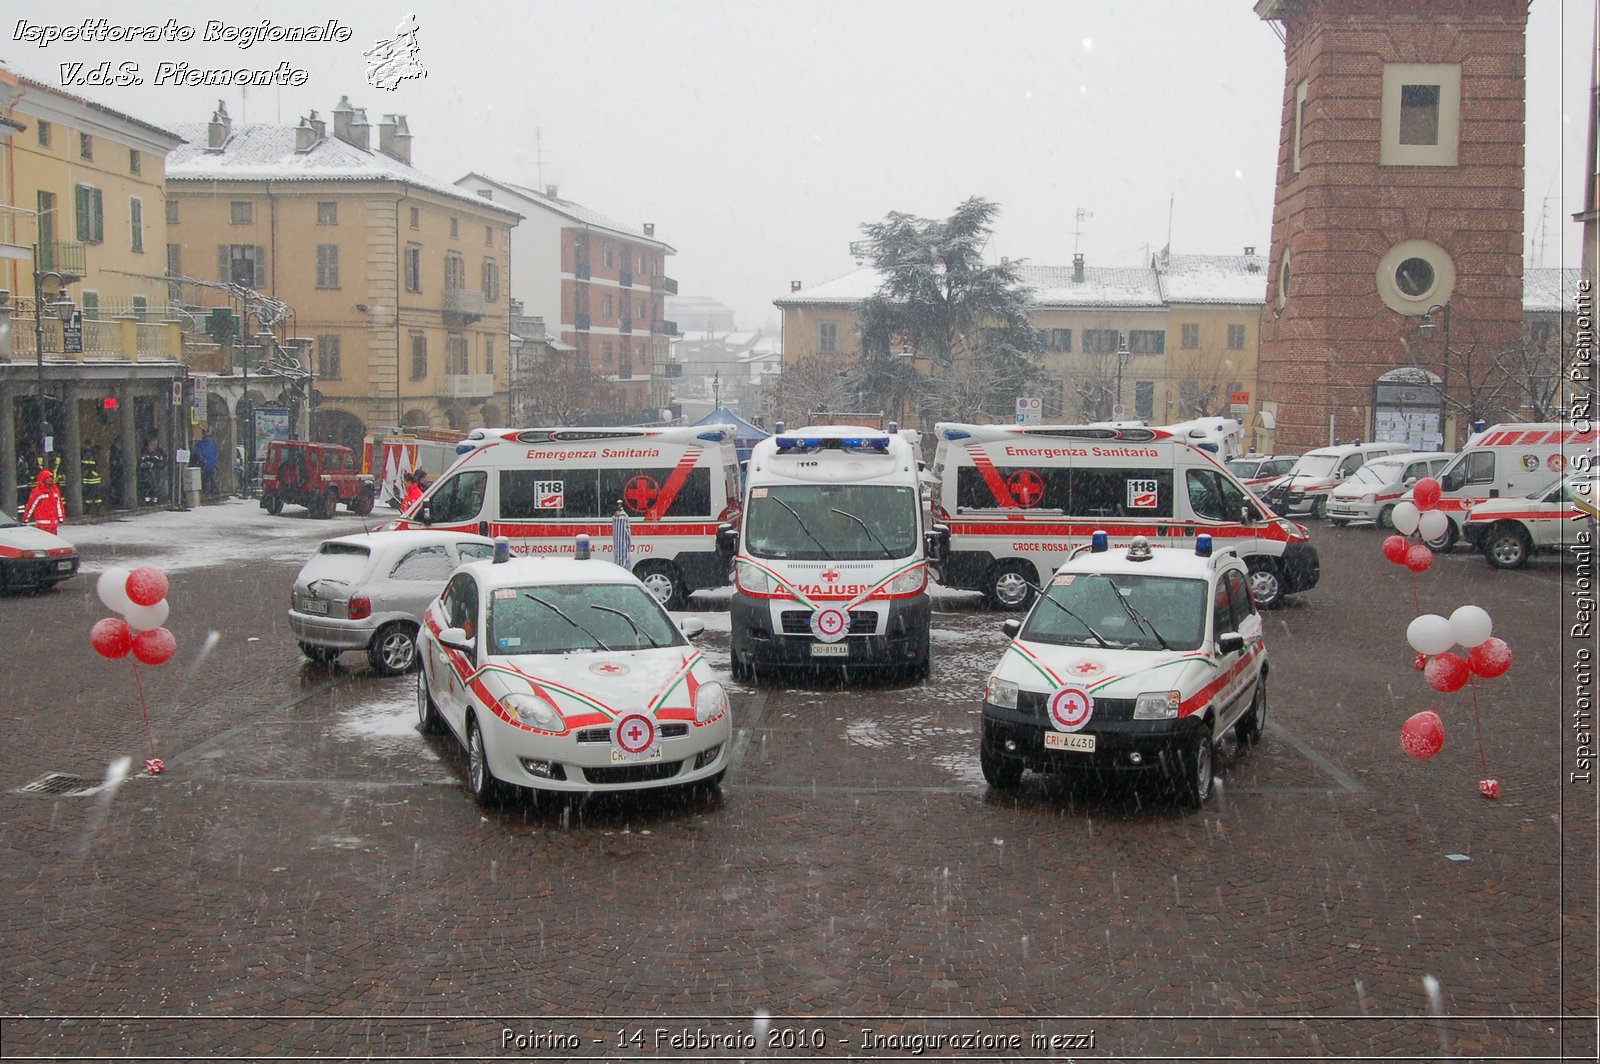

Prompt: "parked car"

[1225,453,1299,496]
[416,549,730,805]
[289,530,498,674]
[977,533,1267,807]
[1324,451,1453,527]
[261,440,377,519]
[1462,472,1598,569]
[1263,442,1413,518]
[0,509,79,593]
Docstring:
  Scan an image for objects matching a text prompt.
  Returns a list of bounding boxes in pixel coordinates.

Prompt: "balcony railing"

[575,264,591,280]
[575,313,591,331]
[35,241,87,280]
[651,319,679,336]
[10,315,181,361]
[619,317,632,334]
[443,288,486,323]
[650,276,679,295]
[446,373,495,398]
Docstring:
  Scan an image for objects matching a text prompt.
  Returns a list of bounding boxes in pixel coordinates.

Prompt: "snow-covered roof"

[773,267,883,306]
[168,125,520,218]
[1523,268,1582,313]
[458,172,673,251]
[1156,253,1270,305]
[1019,264,1164,308]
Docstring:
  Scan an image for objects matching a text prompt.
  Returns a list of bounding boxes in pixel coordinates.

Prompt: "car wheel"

[368,621,420,676]
[1312,497,1327,520]
[313,490,338,520]
[298,641,339,666]
[1485,524,1531,569]
[466,714,507,807]
[1234,673,1267,746]
[1424,520,1458,552]
[416,669,444,734]
[1329,518,1349,528]
[986,561,1035,611]
[264,493,284,515]
[979,728,1024,789]
[1377,505,1396,530]
[730,647,753,683]
[1245,561,1285,610]
[353,486,376,517]
[636,562,687,611]
[1178,728,1216,808]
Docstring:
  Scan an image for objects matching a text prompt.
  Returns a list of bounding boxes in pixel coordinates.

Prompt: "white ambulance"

[387,425,740,609]
[1415,421,1597,549]
[724,424,938,681]
[929,422,1320,610]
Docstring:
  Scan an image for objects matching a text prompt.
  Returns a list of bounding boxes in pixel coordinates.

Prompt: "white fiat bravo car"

[416,544,731,804]
[979,533,1267,807]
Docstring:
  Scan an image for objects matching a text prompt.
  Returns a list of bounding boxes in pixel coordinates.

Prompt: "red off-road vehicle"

[260,441,376,519]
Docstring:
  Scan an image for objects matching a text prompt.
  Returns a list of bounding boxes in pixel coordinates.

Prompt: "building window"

[447,334,469,375]
[165,199,178,225]
[449,217,459,240]
[485,225,493,247]
[410,331,428,380]
[1082,329,1121,354]
[1293,81,1307,174]
[1399,84,1441,145]
[409,206,420,229]
[316,244,340,288]
[317,201,338,225]
[129,197,144,253]
[444,253,465,291]
[482,259,499,301]
[36,120,50,147]
[79,133,92,160]
[639,254,647,274]
[485,337,495,378]
[602,341,614,368]
[219,244,265,287]
[81,291,99,320]
[230,201,253,225]
[74,185,105,243]
[817,320,839,353]
[1277,253,1292,310]
[129,149,141,175]
[1380,63,1460,167]
[1128,330,1164,354]
[1181,323,1200,349]
[167,243,181,279]
[603,245,615,269]
[317,335,342,379]
[405,245,422,292]
[1376,239,1456,314]
[131,295,148,323]
[602,294,614,317]
[1226,324,1246,350]
[1044,328,1072,352]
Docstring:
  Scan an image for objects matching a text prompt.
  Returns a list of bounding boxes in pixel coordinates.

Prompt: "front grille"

[576,722,688,743]
[1014,692,1136,723]
[582,760,684,785]
[779,610,878,635]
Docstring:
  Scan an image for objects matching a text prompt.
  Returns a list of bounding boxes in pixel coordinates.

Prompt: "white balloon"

[1449,604,1493,648]
[122,597,170,633]
[1392,502,1421,535]
[97,567,135,615]
[1418,510,1449,541]
[1406,613,1456,656]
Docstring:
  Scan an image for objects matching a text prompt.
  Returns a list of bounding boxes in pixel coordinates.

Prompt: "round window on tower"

[1377,240,1455,315]
[1394,257,1435,297]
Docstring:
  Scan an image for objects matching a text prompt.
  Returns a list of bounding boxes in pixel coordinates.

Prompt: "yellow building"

[166,97,521,450]
[0,64,185,515]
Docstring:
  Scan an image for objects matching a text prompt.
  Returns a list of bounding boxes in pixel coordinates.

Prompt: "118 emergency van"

[724,424,940,681]
[929,422,1319,610]
[389,425,740,609]
[1416,421,1596,549]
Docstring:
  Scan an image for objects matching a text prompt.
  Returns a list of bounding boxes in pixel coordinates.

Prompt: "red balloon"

[1413,477,1443,511]
[125,567,169,608]
[1467,637,1513,679]
[90,617,134,659]
[1400,710,1445,759]
[1405,543,1435,572]
[1382,535,1411,565]
[1425,652,1470,693]
[131,627,176,666]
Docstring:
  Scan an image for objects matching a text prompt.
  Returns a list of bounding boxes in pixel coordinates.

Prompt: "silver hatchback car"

[289,530,498,675]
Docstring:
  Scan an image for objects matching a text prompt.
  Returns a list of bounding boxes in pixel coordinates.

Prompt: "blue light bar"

[942,428,972,441]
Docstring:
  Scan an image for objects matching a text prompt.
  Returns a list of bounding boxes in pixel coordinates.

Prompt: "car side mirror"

[1404,477,1418,486]
[924,524,950,562]
[679,617,707,639]
[716,524,738,560]
[1239,504,1257,524]
[439,626,473,652]
[1217,632,1245,655]
[419,504,433,526]
[1002,618,1022,639]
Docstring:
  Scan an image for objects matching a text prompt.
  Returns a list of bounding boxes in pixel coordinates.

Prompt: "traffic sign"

[1015,396,1042,424]
[1112,403,1126,419]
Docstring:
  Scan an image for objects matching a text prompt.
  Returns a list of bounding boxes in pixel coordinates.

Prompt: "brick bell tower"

[1254,0,1529,452]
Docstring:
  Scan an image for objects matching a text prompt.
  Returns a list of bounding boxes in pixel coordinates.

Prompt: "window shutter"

[254,246,266,287]
[91,189,104,242]
[75,186,88,241]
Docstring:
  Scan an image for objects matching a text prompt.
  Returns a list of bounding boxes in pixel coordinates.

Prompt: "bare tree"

[1490,334,1569,421]
[1168,344,1241,419]
[774,354,859,426]
[518,352,604,427]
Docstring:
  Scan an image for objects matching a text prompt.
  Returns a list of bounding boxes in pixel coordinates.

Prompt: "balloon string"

[131,660,158,758]
[1468,681,1489,775]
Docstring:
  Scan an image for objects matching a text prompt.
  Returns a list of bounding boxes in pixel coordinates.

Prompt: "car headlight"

[1361,493,1376,504]
[695,680,729,723]
[886,565,926,595]
[1134,690,1181,720]
[736,559,771,595]
[503,692,562,731]
[986,677,1018,709]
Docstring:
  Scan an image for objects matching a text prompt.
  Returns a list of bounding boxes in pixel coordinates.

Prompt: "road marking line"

[725,686,769,780]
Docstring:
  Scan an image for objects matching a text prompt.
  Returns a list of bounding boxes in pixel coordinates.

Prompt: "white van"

[724,424,937,681]
[1324,451,1454,527]
[1260,441,1412,519]
[388,425,740,609]
[1419,421,1597,548]
[929,422,1320,610]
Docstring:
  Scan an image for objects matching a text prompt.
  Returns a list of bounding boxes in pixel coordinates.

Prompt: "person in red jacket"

[403,470,429,512]
[24,469,64,535]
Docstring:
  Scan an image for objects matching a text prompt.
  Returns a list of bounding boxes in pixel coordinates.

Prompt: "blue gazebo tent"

[692,406,770,466]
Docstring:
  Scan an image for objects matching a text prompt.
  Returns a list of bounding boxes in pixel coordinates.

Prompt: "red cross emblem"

[613,712,658,759]
[623,475,660,514]
[820,568,840,582]
[589,661,629,676]
[1007,469,1045,507]
[1069,659,1104,677]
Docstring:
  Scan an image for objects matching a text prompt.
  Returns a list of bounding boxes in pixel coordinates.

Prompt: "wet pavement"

[0,506,1592,1061]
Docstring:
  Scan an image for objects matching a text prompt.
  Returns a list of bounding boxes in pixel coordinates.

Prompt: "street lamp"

[1416,303,1450,449]
[1114,340,1131,418]
[31,254,76,456]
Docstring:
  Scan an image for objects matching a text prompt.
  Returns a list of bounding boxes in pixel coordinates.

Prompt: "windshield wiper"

[1105,578,1171,650]
[522,592,613,651]
[768,495,834,559]
[589,603,659,649]
[1030,590,1113,649]
[829,507,895,558]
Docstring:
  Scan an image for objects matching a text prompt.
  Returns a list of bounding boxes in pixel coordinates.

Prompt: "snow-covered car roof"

[316,529,498,554]
[1055,538,1239,582]
[461,555,648,591]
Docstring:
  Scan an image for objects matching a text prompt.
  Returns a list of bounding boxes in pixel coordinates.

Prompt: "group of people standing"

[13,434,179,532]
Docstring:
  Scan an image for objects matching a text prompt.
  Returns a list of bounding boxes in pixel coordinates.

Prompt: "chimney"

[1244,245,1256,256]
[1072,253,1085,283]
[544,185,559,199]
[348,107,371,150]
[643,222,655,237]
[295,110,323,152]
[790,280,802,292]
[332,96,370,148]
[378,114,412,163]
[206,100,231,150]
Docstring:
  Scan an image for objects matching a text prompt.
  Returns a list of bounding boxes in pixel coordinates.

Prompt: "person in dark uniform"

[81,444,104,511]
[108,440,125,509]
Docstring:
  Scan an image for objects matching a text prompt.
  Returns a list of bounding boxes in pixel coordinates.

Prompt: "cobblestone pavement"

[0,507,1593,1061]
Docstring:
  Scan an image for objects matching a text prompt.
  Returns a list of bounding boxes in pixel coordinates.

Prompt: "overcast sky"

[5,0,1592,331]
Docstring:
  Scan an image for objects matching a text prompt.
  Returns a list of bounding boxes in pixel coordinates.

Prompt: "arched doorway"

[316,409,366,451]
[1373,367,1443,450]
[402,407,431,433]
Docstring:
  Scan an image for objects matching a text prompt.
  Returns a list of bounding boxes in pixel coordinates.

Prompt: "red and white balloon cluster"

[91,566,176,775]
[1400,604,1512,799]
[1381,476,1449,573]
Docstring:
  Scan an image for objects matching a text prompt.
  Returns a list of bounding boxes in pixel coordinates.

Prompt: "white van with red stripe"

[1415,421,1596,549]
[1463,471,1597,568]
[930,422,1320,610]
[386,425,739,610]
[726,424,935,681]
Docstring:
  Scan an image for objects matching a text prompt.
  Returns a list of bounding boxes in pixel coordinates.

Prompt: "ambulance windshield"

[744,485,919,561]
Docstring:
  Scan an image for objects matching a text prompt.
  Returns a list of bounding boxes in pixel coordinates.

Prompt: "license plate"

[810,642,850,657]
[1044,731,1096,753]
[55,560,72,571]
[610,746,664,763]
[302,599,329,615]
